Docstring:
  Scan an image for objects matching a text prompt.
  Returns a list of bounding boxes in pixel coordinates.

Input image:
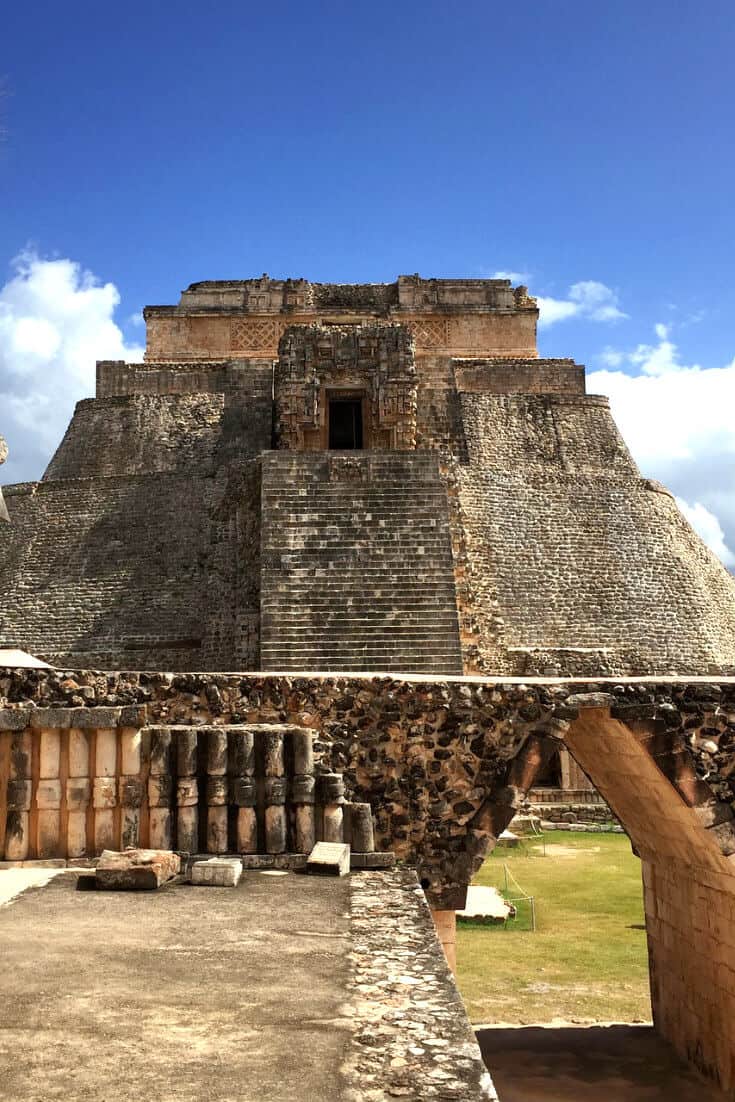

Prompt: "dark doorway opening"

[329,399,363,449]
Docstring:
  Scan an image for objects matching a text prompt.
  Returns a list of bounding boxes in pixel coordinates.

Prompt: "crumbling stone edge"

[341,868,497,1101]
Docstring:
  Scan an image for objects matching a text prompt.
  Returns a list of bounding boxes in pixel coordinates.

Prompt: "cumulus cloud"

[492,270,530,283]
[0,251,144,483]
[538,280,628,328]
[588,326,735,567]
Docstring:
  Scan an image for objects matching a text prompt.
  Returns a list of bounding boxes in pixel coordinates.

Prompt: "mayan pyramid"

[1,275,734,675]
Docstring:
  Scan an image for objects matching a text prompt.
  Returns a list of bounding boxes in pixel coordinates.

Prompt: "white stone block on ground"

[458,885,511,922]
[191,858,242,887]
[306,842,350,877]
[497,830,520,848]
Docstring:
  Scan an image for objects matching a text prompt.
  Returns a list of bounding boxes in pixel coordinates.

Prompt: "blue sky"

[1,1,734,563]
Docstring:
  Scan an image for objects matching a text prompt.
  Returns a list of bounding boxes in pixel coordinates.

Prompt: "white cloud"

[492,270,530,283]
[128,311,145,328]
[538,280,628,328]
[588,325,735,566]
[0,251,144,483]
[598,346,624,368]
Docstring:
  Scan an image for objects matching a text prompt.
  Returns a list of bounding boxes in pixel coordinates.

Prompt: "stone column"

[67,728,91,858]
[320,773,345,843]
[230,729,257,854]
[93,729,117,854]
[119,727,142,850]
[37,728,62,859]
[148,728,173,851]
[431,909,457,974]
[263,730,287,854]
[6,729,32,861]
[292,729,316,854]
[207,730,228,854]
[349,802,375,853]
[176,730,199,855]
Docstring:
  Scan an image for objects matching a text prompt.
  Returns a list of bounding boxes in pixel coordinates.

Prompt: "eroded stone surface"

[191,857,242,887]
[307,842,350,877]
[343,869,497,1101]
[96,848,180,891]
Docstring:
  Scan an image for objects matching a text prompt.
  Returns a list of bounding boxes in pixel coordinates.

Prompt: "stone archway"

[564,706,735,1091]
[449,698,735,1095]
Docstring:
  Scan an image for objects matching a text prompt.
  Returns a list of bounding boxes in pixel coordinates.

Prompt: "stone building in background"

[1,273,734,676]
[3,277,735,1096]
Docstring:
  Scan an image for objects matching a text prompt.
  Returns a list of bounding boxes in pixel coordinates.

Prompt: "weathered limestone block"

[93,729,118,853]
[263,729,287,854]
[230,729,257,854]
[6,730,32,861]
[176,729,199,854]
[206,730,228,854]
[66,728,90,858]
[306,841,350,877]
[191,857,242,887]
[348,802,375,854]
[292,728,316,854]
[95,848,180,891]
[37,728,62,859]
[118,777,143,849]
[320,773,345,844]
[148,728,173,850]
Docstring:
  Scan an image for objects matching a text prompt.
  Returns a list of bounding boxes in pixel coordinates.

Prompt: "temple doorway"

[328,397,363,449]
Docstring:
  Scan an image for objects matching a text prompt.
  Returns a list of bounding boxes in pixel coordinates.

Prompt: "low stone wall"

[2,669,735,1091]
[1,670,734,903]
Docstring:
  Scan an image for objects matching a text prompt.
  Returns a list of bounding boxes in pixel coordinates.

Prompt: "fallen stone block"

[191,858,242,887]
[95,848,180,891]
[350,851,396,869]
[238,853,308,871]
[306,841,350,877]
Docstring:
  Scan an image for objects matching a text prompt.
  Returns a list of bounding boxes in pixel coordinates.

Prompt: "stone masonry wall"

[96,359,273,398]
[0,464,262,672]
[44,395,227,479]
[568,707,735,1092]
[455,393,735,675]
[0,475,217,669]
[5,671,733,1087]
[454,357,585,395]
[2,670,734,896]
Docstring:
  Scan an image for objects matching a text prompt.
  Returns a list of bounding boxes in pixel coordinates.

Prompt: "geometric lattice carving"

[409,318,447,349]
[231,318,280,352]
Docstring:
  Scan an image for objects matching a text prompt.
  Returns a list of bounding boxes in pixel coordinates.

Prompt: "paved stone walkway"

[0,870,353,1102]
[0,867,495,1101]
[477,1024,727,1101]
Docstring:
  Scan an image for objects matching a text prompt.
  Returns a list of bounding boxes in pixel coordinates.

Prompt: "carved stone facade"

[274,324,417,451]
[143,275,539,361]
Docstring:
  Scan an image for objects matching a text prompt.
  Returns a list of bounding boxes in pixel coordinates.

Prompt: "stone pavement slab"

[0,866,495,1102]
[0,870,352,1102]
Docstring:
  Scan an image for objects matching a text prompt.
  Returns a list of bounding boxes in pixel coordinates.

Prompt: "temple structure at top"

[1,274,734,676]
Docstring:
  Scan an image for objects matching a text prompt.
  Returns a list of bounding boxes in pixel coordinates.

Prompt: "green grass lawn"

[456,831,651,1025]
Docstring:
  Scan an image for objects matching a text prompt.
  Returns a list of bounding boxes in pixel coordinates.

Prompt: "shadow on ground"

[476,1024,727,1102]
